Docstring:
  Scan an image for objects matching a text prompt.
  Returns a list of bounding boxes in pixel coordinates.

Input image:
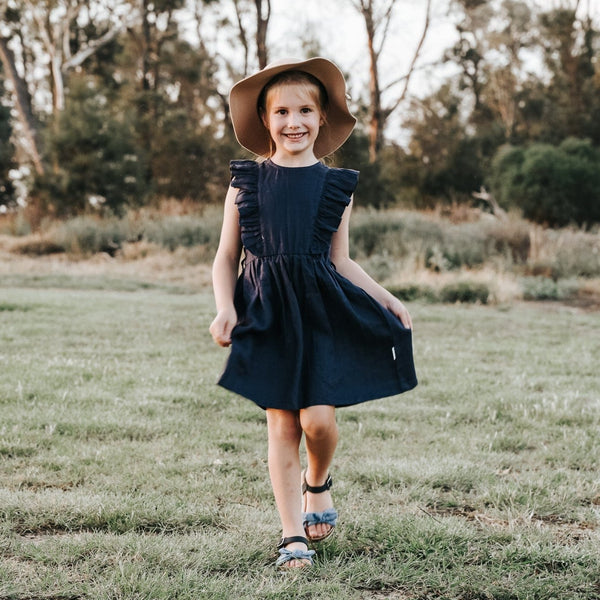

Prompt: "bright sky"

[266,0,600,143]
[190,0,600,143]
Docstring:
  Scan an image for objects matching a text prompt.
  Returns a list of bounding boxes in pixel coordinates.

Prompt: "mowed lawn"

[0,275,599,599]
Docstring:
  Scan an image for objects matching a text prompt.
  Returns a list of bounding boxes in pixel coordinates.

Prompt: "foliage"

[0,95,16,206]
[490,138,600,226]
[439,280,490,304]
[1,1,599,221]
[33,77,148,217]
[7,206,600,291]
[521,276,579,301]
[403,2,600,211]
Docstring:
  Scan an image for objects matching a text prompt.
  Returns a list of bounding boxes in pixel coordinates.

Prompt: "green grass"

[0,277,599,599]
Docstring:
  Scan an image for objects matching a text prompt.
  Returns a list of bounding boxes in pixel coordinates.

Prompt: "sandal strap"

[276,546,315,567]
[302,473,333,495]
[278,535,310,549]
[302,508,338,528]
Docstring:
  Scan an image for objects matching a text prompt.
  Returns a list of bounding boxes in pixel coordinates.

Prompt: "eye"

[276,109,287,115]
[301,107,313,114]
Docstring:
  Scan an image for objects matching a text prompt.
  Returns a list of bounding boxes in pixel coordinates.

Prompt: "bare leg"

[266,408,310,568]
[300,405,338,540]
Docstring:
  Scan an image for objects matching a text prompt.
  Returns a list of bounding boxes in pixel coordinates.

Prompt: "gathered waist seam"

[243,249,329,264]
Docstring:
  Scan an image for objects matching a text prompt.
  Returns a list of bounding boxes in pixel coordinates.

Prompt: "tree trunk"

[255,0,270,69]
[0,36,44,175]
[356,0,431,163]
[363,4,384,163]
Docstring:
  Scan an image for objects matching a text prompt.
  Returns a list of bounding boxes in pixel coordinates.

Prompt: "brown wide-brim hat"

[229,57,356,159]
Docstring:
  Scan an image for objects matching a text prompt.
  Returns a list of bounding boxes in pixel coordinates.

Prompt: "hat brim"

[229,57,356,159]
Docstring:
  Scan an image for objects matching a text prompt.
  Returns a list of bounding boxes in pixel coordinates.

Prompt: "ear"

[260,111,269,130]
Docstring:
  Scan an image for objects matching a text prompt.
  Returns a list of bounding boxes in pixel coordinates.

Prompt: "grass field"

[1,271,599,599]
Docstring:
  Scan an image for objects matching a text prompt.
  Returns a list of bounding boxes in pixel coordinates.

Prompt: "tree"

[490,138,600,227]
[33,75,147,216]
[0,0,139,176]
[404,82,485,203]
[22,0,138,114]
[0,87,16,206]
[350,0,432,163]
[0,2,45,175]
[535,4,600,143]
[231,0,271,75]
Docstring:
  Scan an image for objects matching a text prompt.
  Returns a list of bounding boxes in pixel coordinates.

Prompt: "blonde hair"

[257,71,329,156]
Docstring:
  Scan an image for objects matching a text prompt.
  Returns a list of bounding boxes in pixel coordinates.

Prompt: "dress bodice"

[230,159,359,258]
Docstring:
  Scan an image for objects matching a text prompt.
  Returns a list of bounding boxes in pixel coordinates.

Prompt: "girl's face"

[263,83,324,164]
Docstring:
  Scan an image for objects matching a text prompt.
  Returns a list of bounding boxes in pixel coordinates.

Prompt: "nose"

[286,112,300,128]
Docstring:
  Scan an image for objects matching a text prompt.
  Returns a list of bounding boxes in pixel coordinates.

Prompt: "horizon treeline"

[1,0,599,228]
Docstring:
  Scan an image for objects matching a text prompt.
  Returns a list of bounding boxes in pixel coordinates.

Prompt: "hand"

[209,307,238,347]
[387,297,413,330]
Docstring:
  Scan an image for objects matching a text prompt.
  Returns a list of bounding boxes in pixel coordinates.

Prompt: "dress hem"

[216,377,418,411]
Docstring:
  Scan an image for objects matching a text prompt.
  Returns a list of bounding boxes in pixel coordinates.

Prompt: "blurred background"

[1,0,599,305]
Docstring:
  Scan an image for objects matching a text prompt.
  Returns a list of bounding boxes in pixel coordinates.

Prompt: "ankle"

[304,469,329,488]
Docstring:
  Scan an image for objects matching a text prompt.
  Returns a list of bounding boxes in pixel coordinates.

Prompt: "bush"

[490,138,600,226]
[388,284,437,303]
[521,277,578,301]
[53,216,138,255]
[439,281,490,304]
[142,215,221,251]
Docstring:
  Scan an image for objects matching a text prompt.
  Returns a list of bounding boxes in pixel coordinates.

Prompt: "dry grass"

[0,240,212,291]
[3,204,600,309]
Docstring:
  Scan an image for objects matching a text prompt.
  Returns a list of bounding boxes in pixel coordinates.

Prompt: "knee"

[267,410,302,443]
[301,413,338,441]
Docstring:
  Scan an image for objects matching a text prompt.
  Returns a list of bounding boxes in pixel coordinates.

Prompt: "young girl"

[209,57,417,569]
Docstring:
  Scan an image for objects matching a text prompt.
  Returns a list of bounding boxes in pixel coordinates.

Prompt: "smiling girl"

[209,58,417,569]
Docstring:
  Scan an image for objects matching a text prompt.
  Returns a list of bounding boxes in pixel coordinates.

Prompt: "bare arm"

[330,200,413,330]
[209,185,243,346]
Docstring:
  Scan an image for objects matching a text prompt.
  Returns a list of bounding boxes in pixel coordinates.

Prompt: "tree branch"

[374,0,395,58]
[62,11,140,72]
[385,0,431,116]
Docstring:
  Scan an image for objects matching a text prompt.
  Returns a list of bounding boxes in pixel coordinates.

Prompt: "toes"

[307,523,330,539]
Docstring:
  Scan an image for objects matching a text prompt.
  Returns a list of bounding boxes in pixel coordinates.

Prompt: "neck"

[270,151,319,168]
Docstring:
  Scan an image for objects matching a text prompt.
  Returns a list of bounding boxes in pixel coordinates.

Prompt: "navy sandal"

[276,536,315,568]
[302,472,338,542]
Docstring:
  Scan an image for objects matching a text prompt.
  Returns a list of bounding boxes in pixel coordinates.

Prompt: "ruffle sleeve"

[311,167,359,253]
[230,160,262,255]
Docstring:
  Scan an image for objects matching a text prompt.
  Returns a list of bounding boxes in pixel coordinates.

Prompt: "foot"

[302,471,337,541]
[276,536,315,569]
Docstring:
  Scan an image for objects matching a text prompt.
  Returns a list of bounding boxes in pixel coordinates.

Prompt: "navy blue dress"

[218,159,417,410]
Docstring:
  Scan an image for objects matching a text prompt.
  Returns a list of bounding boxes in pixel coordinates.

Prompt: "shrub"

[388,284,438,303]
[53,216,137,255]
[439,281,490,304]
[10,236,65,256]
[490,138,600,227]
[142,215,220,251]
[349,216,407,257]
[521,277,578,301]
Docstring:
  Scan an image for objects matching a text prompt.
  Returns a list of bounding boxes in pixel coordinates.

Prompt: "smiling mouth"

[284,132,306,140]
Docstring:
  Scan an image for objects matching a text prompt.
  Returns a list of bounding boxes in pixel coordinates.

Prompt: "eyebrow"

[271,102,317,110]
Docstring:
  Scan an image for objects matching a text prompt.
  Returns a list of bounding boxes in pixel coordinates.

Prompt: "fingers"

[400,309,413,330]
[389,299,413,330]
[209,317,234,347]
